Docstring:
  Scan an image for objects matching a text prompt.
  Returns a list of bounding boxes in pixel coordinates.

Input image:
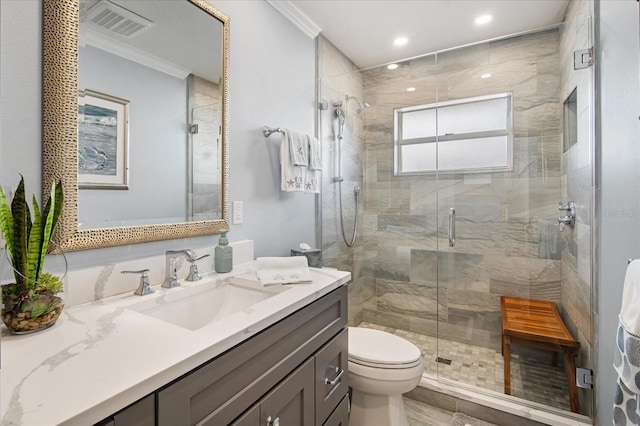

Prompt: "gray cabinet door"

[315,329,348,425]
[231,358,315,426]
[94,395,154,426]
[231,404,260,426]
[261,357,315,426]
[111,394,154,426]
[322,396,349,426]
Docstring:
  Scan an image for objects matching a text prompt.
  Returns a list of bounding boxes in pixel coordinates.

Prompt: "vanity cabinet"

[322,396,349,426]
[95,394,155,426]
[230,328,349,426]
[96,285,348,426]
[231,358,315,426]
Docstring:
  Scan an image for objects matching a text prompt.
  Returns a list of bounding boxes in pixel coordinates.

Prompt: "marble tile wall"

[359,29,565,353]
[318,36,367,325]
[191,75,222,220]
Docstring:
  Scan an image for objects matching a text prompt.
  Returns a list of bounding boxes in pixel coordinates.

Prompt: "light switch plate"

[232,201,243,224]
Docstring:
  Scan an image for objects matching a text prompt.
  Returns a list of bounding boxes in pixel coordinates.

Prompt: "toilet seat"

[348,327,422,369]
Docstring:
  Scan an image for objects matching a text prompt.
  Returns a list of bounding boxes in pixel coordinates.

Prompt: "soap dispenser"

[214,231,233,273]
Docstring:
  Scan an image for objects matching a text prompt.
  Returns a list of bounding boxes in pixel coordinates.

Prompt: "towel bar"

[263,126,284,137]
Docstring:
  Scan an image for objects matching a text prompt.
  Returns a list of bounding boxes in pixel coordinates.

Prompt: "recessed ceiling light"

[481,73,492,79]
[475,14,493,25]
[406,87,416,92]
[393,37,409,47]
[387,63,399,70]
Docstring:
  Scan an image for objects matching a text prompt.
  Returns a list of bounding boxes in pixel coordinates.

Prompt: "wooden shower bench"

[500,296,580,413]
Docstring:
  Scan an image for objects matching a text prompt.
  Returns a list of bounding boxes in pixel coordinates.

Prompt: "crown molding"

[265,0,321,39]
[79,26,191,80]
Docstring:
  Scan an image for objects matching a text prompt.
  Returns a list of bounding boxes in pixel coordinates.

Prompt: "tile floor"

[404,397,456,426]
[360,322,571,412]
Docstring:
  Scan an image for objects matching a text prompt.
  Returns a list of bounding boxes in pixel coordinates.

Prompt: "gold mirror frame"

[43,0,230,254]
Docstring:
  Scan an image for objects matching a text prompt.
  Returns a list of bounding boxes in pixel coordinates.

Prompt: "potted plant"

[0,176,64,334]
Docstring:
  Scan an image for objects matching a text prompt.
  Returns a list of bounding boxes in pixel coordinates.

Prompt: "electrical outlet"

[233,201,243,224]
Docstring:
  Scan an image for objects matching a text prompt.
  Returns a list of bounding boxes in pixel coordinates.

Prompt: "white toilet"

[347,327,425,426]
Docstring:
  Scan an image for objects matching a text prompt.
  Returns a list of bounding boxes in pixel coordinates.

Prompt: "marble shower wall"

[190,75,222,220]
[318,36,367,325]
[559,0,595,416]
[359,29,565,352]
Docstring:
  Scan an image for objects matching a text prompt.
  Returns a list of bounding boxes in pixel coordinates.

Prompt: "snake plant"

[0,176,64,317]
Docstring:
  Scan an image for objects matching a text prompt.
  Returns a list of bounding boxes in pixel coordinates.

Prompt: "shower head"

[345,95,370,114]
[357,102,370,114]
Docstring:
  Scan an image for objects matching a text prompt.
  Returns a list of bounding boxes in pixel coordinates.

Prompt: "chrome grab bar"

[448,208,456,247]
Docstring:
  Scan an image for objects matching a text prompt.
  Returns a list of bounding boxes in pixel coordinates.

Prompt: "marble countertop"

[0,263,350,426]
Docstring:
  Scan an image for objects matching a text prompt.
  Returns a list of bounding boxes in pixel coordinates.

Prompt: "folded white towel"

[304,170,320,194]
[621,260,640,335]
[288,130,309,166]
[280,129,304,192]
[308,136,322,171]
[256,256,313,286]
[304,135,321,194]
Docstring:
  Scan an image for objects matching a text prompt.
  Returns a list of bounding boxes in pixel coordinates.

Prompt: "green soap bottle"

[214,231,233,273]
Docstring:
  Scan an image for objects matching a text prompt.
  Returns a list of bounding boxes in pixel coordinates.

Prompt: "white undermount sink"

[126,277,289,330]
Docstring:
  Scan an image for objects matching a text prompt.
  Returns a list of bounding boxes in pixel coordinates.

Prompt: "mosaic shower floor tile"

[359,322,571,411]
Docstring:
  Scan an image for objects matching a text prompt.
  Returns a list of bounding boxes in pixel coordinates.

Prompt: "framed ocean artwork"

[78,89,129,189]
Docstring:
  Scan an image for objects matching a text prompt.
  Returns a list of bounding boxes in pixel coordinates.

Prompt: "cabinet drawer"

[322,395,349,426]
[113,395,155,426]
[95,394,155,426]
[158,286,347,426]
[315,328,349,425]
[231,404,259,426]
[231,358,315,426]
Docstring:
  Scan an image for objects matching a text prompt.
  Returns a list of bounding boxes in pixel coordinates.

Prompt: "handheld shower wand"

[334,101,346,141]
[332,94,370,248]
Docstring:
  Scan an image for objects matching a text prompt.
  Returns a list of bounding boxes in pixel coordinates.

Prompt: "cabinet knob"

[266,416,280,426]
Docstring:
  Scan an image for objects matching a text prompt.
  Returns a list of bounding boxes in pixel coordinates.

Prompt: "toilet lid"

[348,327,422,368]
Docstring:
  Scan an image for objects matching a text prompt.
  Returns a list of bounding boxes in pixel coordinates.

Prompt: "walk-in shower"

[319,9,595,423]
[333,94,369,247]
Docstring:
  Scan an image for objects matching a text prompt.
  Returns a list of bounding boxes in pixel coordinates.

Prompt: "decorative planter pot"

[2,302,64,334]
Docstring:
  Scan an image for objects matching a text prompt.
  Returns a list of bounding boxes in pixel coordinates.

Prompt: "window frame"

[393,92,514,176]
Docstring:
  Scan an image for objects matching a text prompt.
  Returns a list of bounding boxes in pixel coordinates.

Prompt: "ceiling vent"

[85,0,154,39]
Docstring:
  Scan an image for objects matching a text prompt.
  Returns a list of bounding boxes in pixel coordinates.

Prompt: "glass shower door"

[189,103,221,220]
[434,17,594,418]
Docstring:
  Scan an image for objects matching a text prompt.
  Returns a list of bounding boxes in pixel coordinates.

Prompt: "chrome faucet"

[186,254,211,281]
[163,249,198,288]
[122,269,154,296]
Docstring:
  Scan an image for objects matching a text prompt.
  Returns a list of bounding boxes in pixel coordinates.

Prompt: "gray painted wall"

[596,0,640,424]
[0,0,316,281]
[214,0,317,258]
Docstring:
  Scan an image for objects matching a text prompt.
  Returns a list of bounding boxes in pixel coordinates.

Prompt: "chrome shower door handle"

[448,208,456,247]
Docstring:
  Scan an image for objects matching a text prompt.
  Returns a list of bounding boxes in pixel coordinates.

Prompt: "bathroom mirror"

[43,0,229,253]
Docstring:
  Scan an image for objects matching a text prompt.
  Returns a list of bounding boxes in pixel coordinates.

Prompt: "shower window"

[394,92,513,174]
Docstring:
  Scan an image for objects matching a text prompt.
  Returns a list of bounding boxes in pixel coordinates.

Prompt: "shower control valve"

[558,201,575,214]
[558,201,576,231]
